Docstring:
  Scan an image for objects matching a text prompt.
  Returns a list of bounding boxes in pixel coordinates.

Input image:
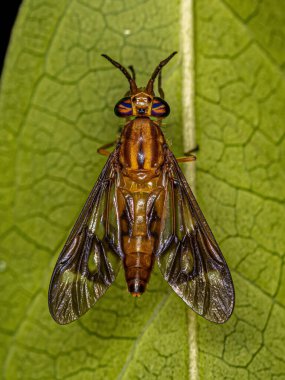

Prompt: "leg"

[176,145,200,163]
[97,140,117,157]
[176,154,196,163]
[176,145,199,163]
[184,144,199,156]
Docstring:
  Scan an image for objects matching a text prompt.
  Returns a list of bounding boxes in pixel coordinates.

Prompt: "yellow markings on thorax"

[120,118,165,172]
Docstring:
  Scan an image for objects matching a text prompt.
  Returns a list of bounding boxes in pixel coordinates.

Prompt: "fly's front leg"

[97,140,117,157]
[176,145,199,163]
[176,155,196,163]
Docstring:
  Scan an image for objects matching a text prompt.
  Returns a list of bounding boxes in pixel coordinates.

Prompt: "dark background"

[0,2,22,75]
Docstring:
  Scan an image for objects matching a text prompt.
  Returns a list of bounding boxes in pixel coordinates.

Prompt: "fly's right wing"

[48,150,122,324]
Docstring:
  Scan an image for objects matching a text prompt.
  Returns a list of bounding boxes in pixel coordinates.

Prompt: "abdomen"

[117,118,166,295]
[117,180,164,296]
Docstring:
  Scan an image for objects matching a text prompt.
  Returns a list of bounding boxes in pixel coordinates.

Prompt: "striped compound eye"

[114,97,133,117]
[151,97,170,118]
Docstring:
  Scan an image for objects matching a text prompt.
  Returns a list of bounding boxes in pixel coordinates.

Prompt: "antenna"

[101,54,138,94]
[145,51,177,95]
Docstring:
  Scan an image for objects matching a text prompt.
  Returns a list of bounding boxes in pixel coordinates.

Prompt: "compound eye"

[147,96,152,102]
[114,97,133,117]
[151,97,170,118]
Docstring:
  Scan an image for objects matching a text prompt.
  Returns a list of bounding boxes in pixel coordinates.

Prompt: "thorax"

[119,117,166,182]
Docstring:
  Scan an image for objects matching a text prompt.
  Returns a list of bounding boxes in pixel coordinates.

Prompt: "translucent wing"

[48,150,122,324]
[156,151,235,323]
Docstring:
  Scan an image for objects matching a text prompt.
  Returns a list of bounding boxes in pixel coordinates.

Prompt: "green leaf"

[0,0,284,379]
[195,0,285,378]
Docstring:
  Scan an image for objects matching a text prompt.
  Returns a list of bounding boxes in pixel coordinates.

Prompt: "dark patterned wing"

[156,151,235,323]
[48,150,122,324]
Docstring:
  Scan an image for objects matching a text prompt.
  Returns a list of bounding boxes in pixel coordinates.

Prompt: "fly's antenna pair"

[101,52,177,96]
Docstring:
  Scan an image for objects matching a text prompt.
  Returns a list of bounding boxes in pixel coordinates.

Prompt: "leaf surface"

[0,0,284,379]
[195,0,285,378]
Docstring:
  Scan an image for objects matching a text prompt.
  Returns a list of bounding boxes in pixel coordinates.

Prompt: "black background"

[0,2,22,75]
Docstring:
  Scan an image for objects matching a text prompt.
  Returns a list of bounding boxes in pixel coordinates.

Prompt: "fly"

[48,52,235,324]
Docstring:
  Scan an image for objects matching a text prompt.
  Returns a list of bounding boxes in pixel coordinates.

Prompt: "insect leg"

[184,144,199,156]
[176,155,196,163]
[97,141,117,157]
[176,145,199,163]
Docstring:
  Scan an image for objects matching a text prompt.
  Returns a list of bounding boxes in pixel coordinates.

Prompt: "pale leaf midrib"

[180,0,198,379]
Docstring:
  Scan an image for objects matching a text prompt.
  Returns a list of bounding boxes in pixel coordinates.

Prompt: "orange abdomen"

[117,118,166,295]
[123,236,155,295]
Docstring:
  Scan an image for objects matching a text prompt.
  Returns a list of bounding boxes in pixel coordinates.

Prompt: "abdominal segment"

[117,176,165,296]
[123,236,155,295]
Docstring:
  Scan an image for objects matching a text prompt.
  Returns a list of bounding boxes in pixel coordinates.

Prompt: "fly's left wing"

[156,151,235,323]
[48,150,122,324]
